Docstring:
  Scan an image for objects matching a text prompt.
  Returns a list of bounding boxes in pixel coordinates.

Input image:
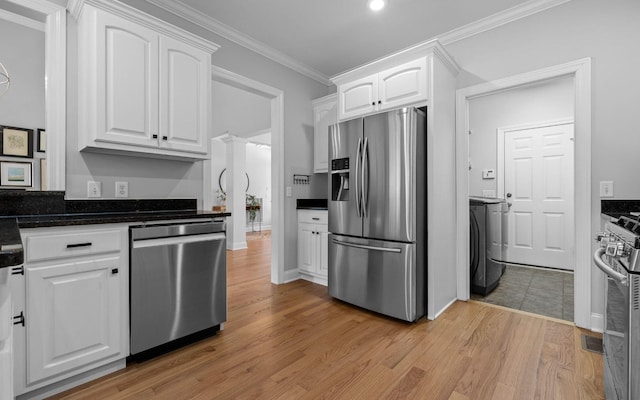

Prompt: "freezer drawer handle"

[332,239,402,253]
[66,242,92,249]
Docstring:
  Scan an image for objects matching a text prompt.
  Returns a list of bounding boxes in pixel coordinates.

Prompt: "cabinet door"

[378,58,427,111]
[297,222,315,273]
[26,257,122,383]
[316,224,329,277]
[95,10,159,148]
[338,74,378,121]
[159,36,209,154]
[313,98,336,173]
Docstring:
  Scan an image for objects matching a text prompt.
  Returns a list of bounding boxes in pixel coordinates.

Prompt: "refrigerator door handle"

[362,137,369,217]
[355,137,363,217]
[331,238,402,253]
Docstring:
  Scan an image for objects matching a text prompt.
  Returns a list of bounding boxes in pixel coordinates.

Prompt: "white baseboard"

[590,313,604,333]
[429,297,458,321]
[227,241,248,250]
[283,269,300,283]
[245,225,272,232]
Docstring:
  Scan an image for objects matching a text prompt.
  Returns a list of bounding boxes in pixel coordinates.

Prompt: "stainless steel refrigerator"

[328,107,426,322]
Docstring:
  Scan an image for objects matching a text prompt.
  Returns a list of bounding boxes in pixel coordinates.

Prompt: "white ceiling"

[169,0,534,78]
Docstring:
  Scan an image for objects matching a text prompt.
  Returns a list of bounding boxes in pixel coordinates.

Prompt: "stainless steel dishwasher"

[129,220,226,356]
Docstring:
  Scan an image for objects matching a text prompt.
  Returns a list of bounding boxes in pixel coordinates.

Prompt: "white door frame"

[455,58,592,329]
[204,65,285,284]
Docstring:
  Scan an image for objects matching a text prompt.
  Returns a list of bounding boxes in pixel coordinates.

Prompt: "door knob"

[506,193,512,198]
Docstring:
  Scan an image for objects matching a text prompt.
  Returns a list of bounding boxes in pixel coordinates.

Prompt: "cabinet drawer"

[25,229,122,263]
[298,210,328,225]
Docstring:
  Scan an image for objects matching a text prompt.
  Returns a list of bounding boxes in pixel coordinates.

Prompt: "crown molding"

[67,0,84,20]
[0,8,45,31]
[439,0,572,45]
[146,0,332,86]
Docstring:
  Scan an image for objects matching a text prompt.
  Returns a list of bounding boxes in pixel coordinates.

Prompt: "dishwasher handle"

[132,232,225,249]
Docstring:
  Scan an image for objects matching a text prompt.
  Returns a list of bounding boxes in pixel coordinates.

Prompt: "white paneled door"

[503,123,574,270]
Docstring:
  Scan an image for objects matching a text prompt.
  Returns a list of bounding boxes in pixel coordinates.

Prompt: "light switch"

[286,186,292,197]
[600,181,614,198]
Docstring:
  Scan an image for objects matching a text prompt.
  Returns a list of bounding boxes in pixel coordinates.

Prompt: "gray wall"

[65,2,330,274]
[0,19,45,190]
[211,80,271,138]
[468,76,574,196]
[447,0,640,317]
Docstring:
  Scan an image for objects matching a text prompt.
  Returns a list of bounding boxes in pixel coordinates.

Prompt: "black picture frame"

[0,160,33,188]
[37,128,46,153]
[0,125,34,158]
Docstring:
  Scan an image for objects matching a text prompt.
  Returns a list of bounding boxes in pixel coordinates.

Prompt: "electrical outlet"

[115,181,128,198]
[286,186,292,197]
[600,181,614,198]
[87,181,101,198]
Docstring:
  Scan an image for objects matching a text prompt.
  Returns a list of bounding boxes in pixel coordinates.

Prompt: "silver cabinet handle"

[332,239,401,253]
[593,248,628,285]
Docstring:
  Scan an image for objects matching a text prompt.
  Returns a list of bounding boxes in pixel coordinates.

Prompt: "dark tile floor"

[471,264,574,322]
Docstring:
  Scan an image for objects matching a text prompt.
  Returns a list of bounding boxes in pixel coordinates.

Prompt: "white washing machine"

[469,197,508,295]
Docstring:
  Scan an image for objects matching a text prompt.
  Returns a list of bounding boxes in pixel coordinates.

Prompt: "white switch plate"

[482,169,496,179]
[87,181,101,198]
[600,181,614,198]
[286,186,292,197]
[115,181,128,198]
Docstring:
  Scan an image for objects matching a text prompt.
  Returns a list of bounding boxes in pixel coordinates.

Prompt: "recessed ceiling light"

[367,0,388,12]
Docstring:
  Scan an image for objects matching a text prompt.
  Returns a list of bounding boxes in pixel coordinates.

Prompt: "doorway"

[203,66,285,284]
[455,58,593,329]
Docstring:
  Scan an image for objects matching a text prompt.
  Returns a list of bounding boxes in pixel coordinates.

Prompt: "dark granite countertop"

[600,199,640,219]
[296,199,328,210]
[0,191,230,269]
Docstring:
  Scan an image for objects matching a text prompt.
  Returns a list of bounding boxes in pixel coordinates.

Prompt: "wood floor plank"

[52,232,604,400]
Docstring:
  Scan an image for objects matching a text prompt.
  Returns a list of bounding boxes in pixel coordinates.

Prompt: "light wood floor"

[53,233,603,400]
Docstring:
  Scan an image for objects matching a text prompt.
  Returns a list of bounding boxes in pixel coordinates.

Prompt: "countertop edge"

[0,211,231,268]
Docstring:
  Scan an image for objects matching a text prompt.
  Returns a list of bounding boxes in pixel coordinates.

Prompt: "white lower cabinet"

[13,224,129,398]
[297,210,328,286]
[27,257,122,383]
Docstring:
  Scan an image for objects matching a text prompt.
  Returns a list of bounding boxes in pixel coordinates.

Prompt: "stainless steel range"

[595,215,640,400]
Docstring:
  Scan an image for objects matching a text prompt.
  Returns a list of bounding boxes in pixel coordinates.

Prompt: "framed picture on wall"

[40,158,47,190]
[0,161,32,188]
[37,128,46,152]
[0,125,34,158]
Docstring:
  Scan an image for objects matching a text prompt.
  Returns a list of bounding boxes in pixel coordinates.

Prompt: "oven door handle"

[593,248,628,286]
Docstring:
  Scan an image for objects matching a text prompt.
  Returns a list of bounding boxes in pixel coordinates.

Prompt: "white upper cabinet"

[78,3,218,161]
[378,58,428,111]
[312,94,337,173]
[336,57,427,121]
[339,75,378,120]
[159,36,210,154]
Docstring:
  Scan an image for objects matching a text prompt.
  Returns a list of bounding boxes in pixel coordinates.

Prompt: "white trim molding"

[5,0,67,191]
[455,58,592,329]
[0,9,45,31]
[146,0,331,86]
[206,65,286,285]
[439,0,572,45]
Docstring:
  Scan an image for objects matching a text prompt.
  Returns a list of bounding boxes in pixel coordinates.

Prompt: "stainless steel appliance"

[594,215,640,399]
[469,197,507,295]
[328,107,426,322]
[130,220,226,356]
